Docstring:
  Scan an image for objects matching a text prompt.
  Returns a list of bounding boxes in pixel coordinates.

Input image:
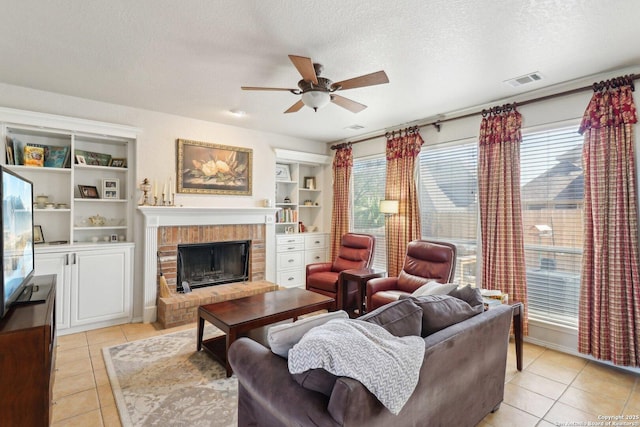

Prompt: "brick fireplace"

[158,224,264,293]
[139,206,278,325]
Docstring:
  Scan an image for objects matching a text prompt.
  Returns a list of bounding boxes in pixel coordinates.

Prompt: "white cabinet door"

[71,247,132,327]
[277,269,304,288]
[34,252,71,331]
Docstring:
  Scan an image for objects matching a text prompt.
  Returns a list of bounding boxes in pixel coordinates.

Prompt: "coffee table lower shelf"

[199,335,229,371]
[197,288,334,377]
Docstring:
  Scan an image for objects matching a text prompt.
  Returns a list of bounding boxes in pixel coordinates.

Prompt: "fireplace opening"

[177,240,250,292]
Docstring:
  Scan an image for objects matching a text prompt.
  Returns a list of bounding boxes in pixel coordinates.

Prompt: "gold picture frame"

[177,139,252,195]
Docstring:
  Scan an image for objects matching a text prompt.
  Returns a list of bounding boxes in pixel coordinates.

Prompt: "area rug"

[103,326,237,427]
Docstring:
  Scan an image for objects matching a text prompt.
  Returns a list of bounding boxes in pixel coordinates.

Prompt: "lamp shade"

[379,200,399,215]
[301,91,331,111]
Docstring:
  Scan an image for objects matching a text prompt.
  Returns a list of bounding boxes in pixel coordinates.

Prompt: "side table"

[339,268,385,317]
[511,302,524,371]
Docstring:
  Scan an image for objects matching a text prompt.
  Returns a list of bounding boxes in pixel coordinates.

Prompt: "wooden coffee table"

[197,287,334,377]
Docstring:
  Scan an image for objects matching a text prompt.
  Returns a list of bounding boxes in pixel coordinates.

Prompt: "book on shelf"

[5,144,13,165]
[43,145,70,168]
[5,137,14,165]
[276,208,298,223]
[7,136,23,165]
[5,137,71,168]
[24,145,45,167]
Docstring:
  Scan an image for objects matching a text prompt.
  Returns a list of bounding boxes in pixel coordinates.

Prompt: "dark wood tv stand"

[0,274,56,427]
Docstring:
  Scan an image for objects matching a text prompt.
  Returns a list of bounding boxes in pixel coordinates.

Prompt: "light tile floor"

[52,322,640,426]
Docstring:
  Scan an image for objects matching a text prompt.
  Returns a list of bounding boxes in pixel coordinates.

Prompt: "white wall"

[0,82,329,320]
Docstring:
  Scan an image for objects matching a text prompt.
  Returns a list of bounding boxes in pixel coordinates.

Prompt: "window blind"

[418,141,478,287]
[520,125,583,326]
[351,156,387,270]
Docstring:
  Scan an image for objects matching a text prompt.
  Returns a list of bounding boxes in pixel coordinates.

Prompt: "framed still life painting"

[177,139,253,195]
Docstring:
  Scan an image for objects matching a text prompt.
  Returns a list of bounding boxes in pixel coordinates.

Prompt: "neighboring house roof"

[521,146,583,205]
[422,145,583,210]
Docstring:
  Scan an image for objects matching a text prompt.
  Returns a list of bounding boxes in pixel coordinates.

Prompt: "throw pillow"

[412,295,481,336]
[267,310,349,358]
[291,369,339,397]
[410,281,458,297]
[448,285,484,314]
[358,298,422,337]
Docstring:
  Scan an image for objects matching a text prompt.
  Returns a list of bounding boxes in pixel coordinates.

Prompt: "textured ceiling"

[1,0,639,143]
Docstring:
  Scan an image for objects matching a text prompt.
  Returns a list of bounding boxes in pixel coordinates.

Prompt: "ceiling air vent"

[504,72,543,88]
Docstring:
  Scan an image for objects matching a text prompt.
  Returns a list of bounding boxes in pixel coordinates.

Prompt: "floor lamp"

[379,200,399,274]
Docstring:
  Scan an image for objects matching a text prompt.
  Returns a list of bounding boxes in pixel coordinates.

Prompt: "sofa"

[228,291,513,427]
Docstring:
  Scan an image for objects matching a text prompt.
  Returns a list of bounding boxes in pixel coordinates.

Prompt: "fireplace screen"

[177,240,250,292]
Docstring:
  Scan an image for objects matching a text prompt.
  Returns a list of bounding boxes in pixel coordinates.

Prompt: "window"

[352,124,583,327]
[351,156,387,270]
[520,125,583,327]
[418,141,478,286]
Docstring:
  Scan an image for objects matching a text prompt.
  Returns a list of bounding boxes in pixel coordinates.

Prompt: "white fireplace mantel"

[138,206,278,322]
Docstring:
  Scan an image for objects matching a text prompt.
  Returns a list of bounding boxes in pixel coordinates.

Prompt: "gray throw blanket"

[288,319,425,415]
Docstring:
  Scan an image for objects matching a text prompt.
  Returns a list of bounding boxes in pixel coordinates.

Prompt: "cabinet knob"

[65,254,69,265]
[315,256,320,260]
[288,277,294,281]
[288,259,295,263]
[287,247,296,250]
[315,241,320,244]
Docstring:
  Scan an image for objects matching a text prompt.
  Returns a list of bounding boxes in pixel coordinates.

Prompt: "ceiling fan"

[241,55,389,113]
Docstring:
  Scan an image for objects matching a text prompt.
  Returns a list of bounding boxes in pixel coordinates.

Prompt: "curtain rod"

[330,73,638,150]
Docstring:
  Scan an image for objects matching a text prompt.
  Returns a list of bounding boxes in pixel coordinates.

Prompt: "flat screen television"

[0,166,35,319]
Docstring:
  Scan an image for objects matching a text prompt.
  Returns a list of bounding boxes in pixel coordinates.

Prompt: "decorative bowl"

[88,214,106,226]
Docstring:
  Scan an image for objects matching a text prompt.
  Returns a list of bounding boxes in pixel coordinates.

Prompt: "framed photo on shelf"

[275,164,291,181]
[177,138,252,195]
[74,149,111,166]
[78,184,100,199]
[34,225,45,244]
[109,158,126,168]
[102,178,119,199]
[75,155,87,164]
[304,176,316,189]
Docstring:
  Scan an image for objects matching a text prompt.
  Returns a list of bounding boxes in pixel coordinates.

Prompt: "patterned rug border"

[102,326,234,427]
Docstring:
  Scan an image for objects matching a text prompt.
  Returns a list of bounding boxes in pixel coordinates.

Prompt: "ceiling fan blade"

[284,99,305,114]
[332,70,389,91]
[288,55,318,85]
[331,94,367,113]
[241,86,296,91]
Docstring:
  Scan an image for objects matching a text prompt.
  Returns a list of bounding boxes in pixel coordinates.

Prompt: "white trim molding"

[138,206,278,322]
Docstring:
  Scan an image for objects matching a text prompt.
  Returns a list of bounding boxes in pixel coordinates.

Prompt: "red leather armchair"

[306,233,375,312]
[366,239,456,312]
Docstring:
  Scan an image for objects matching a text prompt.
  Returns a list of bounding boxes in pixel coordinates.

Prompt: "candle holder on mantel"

[139,178,152,206]
[158,192,175,206]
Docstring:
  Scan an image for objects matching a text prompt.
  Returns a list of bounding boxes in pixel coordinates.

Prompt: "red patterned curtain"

[385,128,423,277]
[578,77,640,367]
[478,105,528,335]
[330,145,353,259]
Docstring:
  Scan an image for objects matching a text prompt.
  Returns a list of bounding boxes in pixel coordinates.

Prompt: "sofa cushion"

[267,310,349,358]
[291,369,339,397]
[358,298,422,337]
[448,285,484,313]
[412,295,481,336]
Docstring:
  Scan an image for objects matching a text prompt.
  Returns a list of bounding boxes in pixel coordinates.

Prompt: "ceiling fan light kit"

[241,54,389,113]
[301,91,331,111]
